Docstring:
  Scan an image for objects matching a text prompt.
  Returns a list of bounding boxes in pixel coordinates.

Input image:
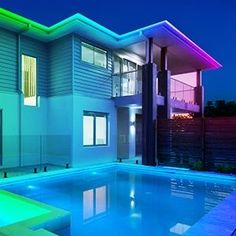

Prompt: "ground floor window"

[83,111,108,146]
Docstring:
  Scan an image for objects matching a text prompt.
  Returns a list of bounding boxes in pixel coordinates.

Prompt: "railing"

[112,73,196,105]
[171,78,195,104]
[112,70,142,97]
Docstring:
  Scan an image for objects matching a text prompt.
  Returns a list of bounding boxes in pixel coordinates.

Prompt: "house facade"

[0,8,221,168]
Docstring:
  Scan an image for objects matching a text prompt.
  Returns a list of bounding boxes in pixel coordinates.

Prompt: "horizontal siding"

[73,36,113,99]
[21,36,48,97]
[0,28,17,92]
[49,35,73,96]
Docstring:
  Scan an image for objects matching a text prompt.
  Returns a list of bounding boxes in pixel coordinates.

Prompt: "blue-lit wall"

[46,95,73,166]
[0,26,118,168]
[49,35,73,96]
[73,35,113,99]
[73,95,117,167]
[0,93,20,167]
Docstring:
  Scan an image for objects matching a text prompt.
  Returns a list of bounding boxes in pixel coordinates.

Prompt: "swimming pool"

[1,164,236,236]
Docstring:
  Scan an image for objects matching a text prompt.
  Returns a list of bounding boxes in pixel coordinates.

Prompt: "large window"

[22,55,37,106]
[83,112,108,146]
[81,42,107,68]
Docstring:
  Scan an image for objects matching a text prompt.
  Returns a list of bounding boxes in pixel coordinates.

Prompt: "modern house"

[0,8,221,169]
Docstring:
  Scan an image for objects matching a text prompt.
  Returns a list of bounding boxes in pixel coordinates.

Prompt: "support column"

[194,70,204,117]
[142,38,157,166]
[158,47,171,119]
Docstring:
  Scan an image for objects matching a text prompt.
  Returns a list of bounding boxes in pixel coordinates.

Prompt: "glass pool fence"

[0,135,72,179]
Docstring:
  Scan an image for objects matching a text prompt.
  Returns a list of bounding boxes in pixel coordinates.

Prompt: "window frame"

[81,42,108,69]
[83,111,108,147]
[21,54,38,107]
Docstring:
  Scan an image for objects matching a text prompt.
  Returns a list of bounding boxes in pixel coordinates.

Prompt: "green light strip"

[0,8,49,32]
[0,190,70,236]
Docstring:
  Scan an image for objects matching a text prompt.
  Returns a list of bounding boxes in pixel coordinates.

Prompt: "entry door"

[135,114,142,156]
[0,110,2,165]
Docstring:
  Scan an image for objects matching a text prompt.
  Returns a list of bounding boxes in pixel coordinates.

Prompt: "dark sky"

[1,0,235,102]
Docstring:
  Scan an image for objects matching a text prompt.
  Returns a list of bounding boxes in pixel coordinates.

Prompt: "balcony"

[170,78,195,104]
[112,70,142,97]
[112,71,199,112]
[170,78,200,112]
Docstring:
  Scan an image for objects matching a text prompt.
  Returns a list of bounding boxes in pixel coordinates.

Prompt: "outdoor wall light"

[130,121,135,127]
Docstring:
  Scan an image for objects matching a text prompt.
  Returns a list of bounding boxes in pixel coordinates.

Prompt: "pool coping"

[0,162,235,186]
[0,162,235,236]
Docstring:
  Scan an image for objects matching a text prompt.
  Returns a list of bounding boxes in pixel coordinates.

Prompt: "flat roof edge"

[0,7,222,69]
[162,21,222,69]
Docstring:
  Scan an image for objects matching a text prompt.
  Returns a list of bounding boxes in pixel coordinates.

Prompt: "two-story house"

[0,8,221,169]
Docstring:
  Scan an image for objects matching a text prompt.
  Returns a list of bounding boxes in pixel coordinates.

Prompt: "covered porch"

[112,21,221,164]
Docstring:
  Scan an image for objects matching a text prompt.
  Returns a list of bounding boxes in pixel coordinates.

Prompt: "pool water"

[2,167,236,236]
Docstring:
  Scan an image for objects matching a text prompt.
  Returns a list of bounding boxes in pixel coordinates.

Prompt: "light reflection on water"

[3,169,236,236]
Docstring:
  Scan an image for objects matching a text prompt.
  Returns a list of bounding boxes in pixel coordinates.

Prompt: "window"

[22,55,37,106]
[81,42,107,68]
[83,112,108,146]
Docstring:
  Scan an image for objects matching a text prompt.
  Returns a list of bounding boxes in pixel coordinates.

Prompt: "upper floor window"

[22,55,37,106]
[81,42,107,68]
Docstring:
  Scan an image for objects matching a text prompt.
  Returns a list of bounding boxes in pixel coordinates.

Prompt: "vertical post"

[142,38,157,166]
[158,47,171,119]
[120,73,122,96]
[146,38,154,64]
[201,117,206,169]
[160,47,168,71]
[18,34,22,167]
[194,70,204,117]
[40,135,42,168]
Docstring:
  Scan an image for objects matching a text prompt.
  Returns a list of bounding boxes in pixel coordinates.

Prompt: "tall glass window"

[81,42,107,68]
[22,55,37,106]
[83,111,108,146]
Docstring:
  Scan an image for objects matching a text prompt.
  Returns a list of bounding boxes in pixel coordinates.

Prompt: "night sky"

[1,0,235,102]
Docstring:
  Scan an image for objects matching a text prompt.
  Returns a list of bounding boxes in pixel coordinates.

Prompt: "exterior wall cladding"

[0,27,117,168]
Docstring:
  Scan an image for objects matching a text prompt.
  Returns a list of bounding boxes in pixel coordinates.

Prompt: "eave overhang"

[0,7,222,72]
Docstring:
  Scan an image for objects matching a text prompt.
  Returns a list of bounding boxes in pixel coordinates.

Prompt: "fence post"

[201,118,206,169]
[40,135,42,169]
[156,118,159,166]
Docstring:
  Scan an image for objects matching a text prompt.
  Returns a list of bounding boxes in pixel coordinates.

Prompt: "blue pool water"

[2,166,236,236]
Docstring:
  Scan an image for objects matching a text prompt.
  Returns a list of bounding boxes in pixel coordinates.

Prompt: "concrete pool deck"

[0,190,70,236]
[0,162,235,236]
[0,164,66,179]
[184,190,236,236]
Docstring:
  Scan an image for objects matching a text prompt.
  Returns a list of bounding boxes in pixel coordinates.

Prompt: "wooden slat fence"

[157,117,236,169]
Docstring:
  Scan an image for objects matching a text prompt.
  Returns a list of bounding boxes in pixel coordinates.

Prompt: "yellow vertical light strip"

[22,55,37,106]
